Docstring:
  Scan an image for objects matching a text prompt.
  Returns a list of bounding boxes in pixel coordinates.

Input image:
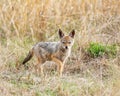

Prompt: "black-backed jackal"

[22,29,75,76]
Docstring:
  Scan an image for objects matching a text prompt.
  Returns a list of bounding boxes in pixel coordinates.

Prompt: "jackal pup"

[22,29,75,76]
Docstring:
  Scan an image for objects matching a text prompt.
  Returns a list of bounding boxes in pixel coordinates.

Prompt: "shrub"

[87,43,117,58]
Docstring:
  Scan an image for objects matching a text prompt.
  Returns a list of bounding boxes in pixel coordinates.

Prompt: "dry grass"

[0,0,120,96]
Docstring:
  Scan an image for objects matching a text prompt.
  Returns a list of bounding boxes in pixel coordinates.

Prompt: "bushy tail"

[22,49,34,65]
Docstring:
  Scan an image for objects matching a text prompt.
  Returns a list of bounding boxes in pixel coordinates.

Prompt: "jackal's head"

[58,29,75,50]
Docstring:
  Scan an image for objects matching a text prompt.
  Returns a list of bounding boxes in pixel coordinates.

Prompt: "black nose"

[65,46,68,49]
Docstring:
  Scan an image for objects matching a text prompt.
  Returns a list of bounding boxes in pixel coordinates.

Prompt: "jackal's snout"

[65,46,68,49]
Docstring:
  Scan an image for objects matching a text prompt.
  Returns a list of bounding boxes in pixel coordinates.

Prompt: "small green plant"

[87,43,117,58]
[105,44,117,57]
[87,43,105,57]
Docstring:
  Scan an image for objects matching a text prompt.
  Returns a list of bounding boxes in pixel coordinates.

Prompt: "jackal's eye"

[62,41,66,44]
[68,42,71,44]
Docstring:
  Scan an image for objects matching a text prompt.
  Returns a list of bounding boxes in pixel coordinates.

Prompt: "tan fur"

[22,29,75,76]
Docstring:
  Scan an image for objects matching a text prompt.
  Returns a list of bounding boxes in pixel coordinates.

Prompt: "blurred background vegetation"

[0,0,120,43]
[0,0,120,96]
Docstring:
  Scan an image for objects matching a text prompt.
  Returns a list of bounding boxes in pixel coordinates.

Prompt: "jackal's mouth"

[60,47,67,53]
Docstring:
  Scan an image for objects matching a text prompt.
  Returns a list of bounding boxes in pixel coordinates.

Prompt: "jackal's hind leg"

[34,58,44,76]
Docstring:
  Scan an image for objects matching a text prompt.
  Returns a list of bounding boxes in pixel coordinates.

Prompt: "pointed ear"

[58,29,64,38]
[69,29,75,38]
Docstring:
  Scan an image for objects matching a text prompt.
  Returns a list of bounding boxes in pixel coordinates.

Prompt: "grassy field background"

[0,0,120,96]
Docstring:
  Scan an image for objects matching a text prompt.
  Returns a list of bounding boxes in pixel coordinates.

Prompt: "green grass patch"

[61,81,79,96]
[10,79,34,89]
[87,42,117,58]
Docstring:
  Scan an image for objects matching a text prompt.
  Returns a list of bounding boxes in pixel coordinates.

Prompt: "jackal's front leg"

[51,56,64,77]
